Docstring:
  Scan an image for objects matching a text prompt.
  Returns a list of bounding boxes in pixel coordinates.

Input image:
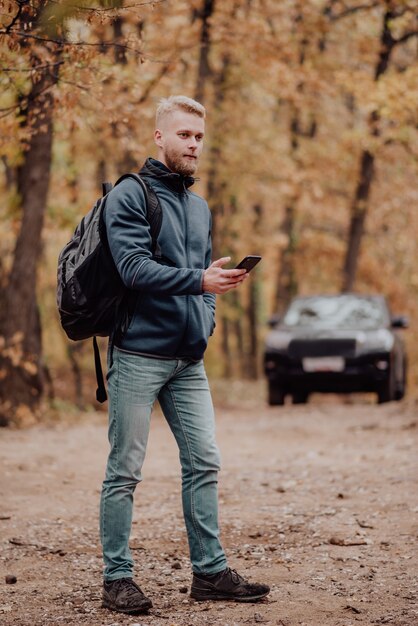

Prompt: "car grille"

[288,339,356,359]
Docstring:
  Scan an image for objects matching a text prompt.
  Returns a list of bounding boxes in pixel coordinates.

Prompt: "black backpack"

[57,173,162,402]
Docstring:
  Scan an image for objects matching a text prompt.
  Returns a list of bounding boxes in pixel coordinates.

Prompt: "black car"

[264,294,408,405]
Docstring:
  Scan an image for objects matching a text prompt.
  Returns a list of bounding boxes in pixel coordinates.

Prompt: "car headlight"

[265,331,291,351]
[357,329,394,353]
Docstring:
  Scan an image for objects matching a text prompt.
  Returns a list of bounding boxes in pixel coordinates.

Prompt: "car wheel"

[292,392,309,404]
[377,367,396,404]
[268,383,285,406]
[395,358,407,401]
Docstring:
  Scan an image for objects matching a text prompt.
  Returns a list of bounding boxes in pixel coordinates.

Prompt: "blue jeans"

[100,348,227,581]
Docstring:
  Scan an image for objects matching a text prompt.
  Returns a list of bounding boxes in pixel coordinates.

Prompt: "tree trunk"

[246,278,259,379]
[68,344,85,411]
[0,51,59,425]
[233,317,245,378]
[341,150,375,292]
[194,0,215,104]
[221,316,232,378]
[203,48,229,259]
[113,16,127,65]
[341,6,397,291]
[246,203,263,379]
[230,291,244,378]
[272,15,308,314]
[97,158,108,193]
[205,54,231,375]
[1,156,16,190]
[111,16,137,174]
[274,203,299,313]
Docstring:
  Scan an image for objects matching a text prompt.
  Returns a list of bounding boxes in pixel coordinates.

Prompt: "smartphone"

[235,255,262,272]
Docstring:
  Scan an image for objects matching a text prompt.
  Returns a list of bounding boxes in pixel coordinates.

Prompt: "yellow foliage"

[1,0,418,399]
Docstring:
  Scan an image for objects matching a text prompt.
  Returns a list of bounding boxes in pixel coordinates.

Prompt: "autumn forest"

[0,0,417,425]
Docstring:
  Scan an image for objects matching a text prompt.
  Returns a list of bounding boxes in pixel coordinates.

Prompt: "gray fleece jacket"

[104,158,216,360]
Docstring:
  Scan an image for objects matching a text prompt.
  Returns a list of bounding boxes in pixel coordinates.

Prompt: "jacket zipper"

[176,183,191,356]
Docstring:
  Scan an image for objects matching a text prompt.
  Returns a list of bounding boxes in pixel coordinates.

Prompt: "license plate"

[302,357,345,372]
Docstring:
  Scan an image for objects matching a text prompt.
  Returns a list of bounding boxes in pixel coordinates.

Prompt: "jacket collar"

[139,158,195,193]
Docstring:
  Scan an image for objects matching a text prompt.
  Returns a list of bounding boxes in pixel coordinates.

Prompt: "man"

[100,95,270,615]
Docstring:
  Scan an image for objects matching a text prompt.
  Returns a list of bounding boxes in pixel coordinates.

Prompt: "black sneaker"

[190,567,270,602]
[102,577,153,614]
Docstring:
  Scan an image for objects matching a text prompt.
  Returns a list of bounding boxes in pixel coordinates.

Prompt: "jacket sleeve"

[104,178,204,295]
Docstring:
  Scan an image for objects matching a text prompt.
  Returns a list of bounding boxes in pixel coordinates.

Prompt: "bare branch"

[395,29,418,46]
[45,0,166,12]
[0,62,63,118]
[382,138,418,165]
[0,104,21,118]
[57,76,90,91]
[391,5,416,19]
[138,62,171,104]
[0,78,55,117]
[0,53,169,118]
[330,1,380,21]
[0,29,145,57]
[1,61,64,73]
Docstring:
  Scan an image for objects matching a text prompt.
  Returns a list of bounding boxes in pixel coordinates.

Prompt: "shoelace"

[116,578,141,598]
[224,568,246,585]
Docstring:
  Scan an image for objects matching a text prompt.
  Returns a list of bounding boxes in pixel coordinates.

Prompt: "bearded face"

[155,109,205,177]
[163,145,199,177]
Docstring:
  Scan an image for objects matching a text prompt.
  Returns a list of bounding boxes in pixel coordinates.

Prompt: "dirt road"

[1,391,418,626]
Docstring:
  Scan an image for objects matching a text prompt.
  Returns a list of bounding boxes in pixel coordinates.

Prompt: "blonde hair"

[156,95,206,126]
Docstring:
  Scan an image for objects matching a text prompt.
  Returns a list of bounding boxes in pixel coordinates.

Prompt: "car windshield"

[283,296,389,330]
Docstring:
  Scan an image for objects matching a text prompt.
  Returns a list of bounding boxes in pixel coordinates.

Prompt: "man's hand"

[203,257,248,294]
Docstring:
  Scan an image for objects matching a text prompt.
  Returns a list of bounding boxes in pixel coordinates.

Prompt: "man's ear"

[154,128,163,147]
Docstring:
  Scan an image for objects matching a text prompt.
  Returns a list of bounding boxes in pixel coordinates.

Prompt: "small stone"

[172,561,182,570]
[329,536,345,546]
[5,575,17,584]
[179,586,188,593]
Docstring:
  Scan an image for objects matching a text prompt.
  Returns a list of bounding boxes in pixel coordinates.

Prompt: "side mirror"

[267,314,281,328]
[391,315,409,329]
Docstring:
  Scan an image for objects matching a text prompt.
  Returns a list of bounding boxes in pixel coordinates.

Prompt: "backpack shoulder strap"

[102,181,113,196]
[94,175,162,405]
[114,173,162,255]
